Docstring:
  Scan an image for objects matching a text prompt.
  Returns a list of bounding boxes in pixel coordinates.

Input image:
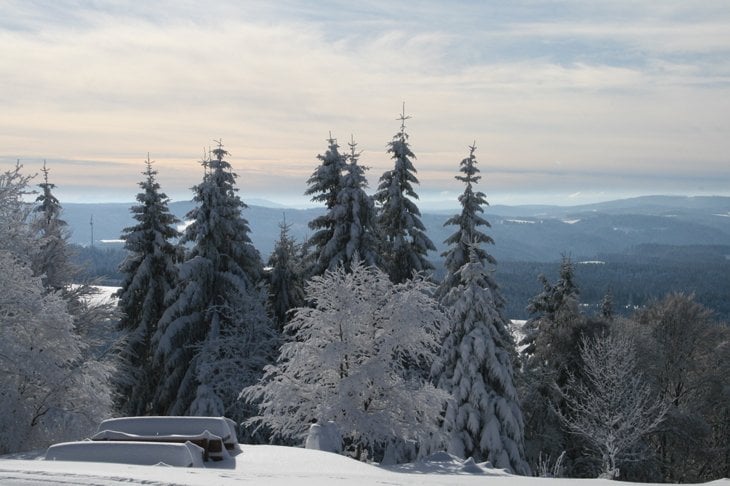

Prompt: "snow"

[2,445,727,485]
[97,416,239,450]
[44,440,205,468]
[503,219,536,224]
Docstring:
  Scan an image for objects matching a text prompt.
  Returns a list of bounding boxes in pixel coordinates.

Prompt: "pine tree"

[267,219,305,330]
[31,161,74,291]
[374,106,435,283]
[307,135,380,275]
[115,155,181,416]
[152,142,275,419]
[434,247,530,474]
[438,143,495,298]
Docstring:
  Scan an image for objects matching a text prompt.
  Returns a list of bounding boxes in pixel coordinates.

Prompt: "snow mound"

[97,416,239,451]
[44,440,205,468]
[384,451,511,476]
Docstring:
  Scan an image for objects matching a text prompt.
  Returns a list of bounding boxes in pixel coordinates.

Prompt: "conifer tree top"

[442,143,495,269]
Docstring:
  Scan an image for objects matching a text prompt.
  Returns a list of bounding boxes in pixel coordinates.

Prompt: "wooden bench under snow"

[45,440,206,467]
[96,416,240,452]
[91,429,227,461]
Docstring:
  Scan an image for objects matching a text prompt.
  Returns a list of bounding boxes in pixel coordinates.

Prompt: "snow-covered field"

[1,445,727,486]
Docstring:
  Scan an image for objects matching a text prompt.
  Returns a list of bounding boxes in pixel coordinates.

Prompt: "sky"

[1,0,729,207]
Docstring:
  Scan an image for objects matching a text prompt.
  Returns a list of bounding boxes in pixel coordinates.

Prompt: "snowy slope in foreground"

[2,445,728,486]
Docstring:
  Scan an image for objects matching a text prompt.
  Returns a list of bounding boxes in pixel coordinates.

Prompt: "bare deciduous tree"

[554,333,668,479]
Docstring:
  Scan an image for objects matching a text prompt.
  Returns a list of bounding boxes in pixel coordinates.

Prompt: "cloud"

[0,1,728,204]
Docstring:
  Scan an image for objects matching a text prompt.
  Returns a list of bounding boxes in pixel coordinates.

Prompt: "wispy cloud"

[1,1,728,205]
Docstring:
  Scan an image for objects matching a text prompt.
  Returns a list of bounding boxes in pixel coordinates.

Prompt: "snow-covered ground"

[2,445,727,486]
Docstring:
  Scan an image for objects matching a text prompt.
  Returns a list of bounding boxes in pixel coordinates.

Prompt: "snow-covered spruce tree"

[438,143,495,299]
[520,255,581,361]
[266,220,305,331]
[434,145,528,473]
[374,107,435,283]
[243,259,449,462]
[433,247,530,474]
[520,256,586,380]
[31,161,74,291]
[304,134,347,276]
[115,155,181,416]
[152,142,277,421]
[311,136,381,274]
[0,164,112,453]
[554,333,668,479]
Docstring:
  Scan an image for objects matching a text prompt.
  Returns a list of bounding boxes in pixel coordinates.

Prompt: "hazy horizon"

[50,191,729,211]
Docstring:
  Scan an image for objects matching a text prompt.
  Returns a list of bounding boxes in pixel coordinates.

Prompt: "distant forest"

[74,242,730,321]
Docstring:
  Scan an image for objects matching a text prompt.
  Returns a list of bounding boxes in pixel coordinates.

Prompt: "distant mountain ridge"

[61,195,730,263]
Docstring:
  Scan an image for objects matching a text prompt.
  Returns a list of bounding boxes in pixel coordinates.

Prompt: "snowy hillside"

[2,445,727,485]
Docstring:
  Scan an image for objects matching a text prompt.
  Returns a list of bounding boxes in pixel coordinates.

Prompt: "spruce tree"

[374,106,435,283]
[317,136,380,273]
[521,255,581,358]
[434,145,528,473]
[267,219,305,331]
[152,142,276,419]
[434,247,530,474]
[438,143,495,298]
[115,155,181,416]
[32,161,73,291]
[304,134,347,276]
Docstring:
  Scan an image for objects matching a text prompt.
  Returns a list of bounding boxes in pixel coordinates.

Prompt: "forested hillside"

[68,197,730,320]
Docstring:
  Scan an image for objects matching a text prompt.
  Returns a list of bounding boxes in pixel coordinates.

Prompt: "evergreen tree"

[115,155,181,416]
[600,288,614,320]
[31,161,74,291]
[438,143,495,298]
[152,142,275,419]
[267,219,305,331]
[374,106,435,283]
[315,136,380,273]
[304,134,347,275]
[434,147,527,473]
[521,255,581,358]
[434,247,530,474]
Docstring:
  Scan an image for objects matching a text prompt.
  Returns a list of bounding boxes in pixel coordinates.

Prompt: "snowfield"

[1,445,727,486]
